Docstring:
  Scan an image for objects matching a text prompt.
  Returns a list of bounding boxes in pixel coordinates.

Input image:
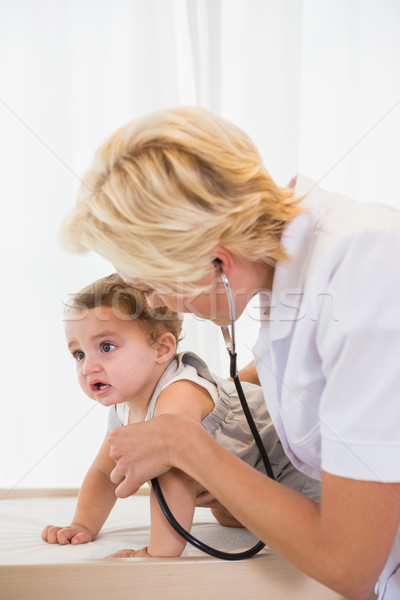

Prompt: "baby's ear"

[155,332,176,364]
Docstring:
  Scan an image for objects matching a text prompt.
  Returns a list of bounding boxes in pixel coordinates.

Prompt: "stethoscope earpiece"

[212,257,223,271]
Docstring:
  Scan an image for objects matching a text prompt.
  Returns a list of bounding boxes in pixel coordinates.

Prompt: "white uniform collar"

[265,174,322,342]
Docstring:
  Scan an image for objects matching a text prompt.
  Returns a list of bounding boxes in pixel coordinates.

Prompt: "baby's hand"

[41,524,93,545]
[105,546,151,558]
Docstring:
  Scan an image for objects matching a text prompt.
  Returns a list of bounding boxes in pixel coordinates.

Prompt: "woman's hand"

[41,523,93,545]
[108,414,199,498]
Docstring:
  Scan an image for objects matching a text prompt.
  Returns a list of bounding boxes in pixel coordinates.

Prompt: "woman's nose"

[146,294,167,309]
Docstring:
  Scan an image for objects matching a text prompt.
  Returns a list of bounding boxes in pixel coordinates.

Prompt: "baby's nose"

[82,355,101,375]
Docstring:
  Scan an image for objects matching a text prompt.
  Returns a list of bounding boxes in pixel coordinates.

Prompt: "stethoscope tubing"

[152,266,275,560]
[151,476,265,560]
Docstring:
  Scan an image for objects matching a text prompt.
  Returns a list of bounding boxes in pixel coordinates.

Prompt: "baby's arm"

[41,434,117,545]
[109,380,214,558]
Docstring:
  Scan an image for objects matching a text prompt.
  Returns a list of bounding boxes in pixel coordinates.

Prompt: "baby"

[42,273,320,557]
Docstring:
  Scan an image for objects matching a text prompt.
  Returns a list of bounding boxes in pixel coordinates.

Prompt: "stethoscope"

[152,261,275,560]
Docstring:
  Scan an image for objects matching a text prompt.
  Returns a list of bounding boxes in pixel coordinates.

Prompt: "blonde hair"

[67,273,182,345]
[60,106,301,291]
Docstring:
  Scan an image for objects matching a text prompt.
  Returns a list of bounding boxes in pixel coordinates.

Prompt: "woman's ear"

[212,245,235,278]
[155,332,176,364]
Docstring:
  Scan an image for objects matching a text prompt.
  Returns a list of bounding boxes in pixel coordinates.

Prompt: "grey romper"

[108,351,320,501]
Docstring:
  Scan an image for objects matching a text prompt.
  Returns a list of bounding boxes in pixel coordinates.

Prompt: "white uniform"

[253,174,400,598]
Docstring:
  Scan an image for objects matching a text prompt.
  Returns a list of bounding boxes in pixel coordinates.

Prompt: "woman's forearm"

[172,423,321,560]
[109,416,399,598]
[171,420,398,599]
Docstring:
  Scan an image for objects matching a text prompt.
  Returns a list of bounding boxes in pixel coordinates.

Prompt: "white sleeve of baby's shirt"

[160,364,218,405]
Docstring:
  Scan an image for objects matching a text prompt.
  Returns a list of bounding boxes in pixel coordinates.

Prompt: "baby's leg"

[211,506,244,528]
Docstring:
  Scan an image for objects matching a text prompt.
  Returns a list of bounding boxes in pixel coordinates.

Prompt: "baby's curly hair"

[66,273,182,345]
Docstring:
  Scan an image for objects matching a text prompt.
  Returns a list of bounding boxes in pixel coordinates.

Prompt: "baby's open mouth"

[91,381,111,391]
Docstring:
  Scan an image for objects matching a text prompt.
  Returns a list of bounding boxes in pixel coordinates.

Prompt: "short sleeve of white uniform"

[317,230,400,481]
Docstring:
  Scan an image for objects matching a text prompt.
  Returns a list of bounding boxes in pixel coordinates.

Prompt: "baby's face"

[65,306,159,408]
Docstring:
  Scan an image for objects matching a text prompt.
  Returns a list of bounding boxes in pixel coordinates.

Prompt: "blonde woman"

[61,106,400,599]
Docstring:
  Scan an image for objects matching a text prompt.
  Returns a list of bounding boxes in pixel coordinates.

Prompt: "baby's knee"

[211,506,244,528]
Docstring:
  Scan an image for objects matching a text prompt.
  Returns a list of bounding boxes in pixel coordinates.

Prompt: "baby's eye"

[101,342,116,353]
[73,350,85,361]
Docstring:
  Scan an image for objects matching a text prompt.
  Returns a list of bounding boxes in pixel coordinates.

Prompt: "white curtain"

[1,0,399,489]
